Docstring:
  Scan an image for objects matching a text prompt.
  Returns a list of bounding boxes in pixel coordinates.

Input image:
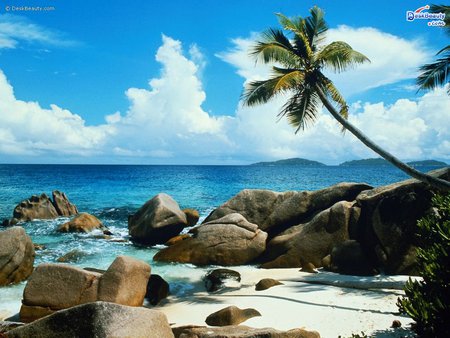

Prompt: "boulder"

[255,278,283,291]
[10,302,174,338]
[20,255,151,322]
[204,269,241,292]
[0,321,24,334]
[355,167,449,274]
[0,227,35,286]
[261,201,357,268]
[154,213,267,266]
[183,208,200,227]
[165,234,191,246]
[205,306,261,326]
[173,325,320,338]
[330,240,377,276]
[145,274,170,305]
[204,183,372,238]
[51,190,78,217]
[57,213,105,233]
[12,194,59,222]
[128,193,188,245]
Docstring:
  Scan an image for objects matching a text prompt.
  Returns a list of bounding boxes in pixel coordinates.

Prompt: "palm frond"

[278,86,320,132]
[417,46,450,91]
[317,41,370,72]
[430,5,450,35]
[304,6,328,51]
[276,13,313,59]
[251,28,297,66]
[320,76,349,120]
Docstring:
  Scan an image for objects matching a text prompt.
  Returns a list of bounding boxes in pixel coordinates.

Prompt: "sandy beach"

[154,267,416,338]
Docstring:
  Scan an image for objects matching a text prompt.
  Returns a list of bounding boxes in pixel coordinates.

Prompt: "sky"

[0,0,449,165]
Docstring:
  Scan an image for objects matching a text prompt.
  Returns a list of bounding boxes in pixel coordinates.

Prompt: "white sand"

[154,267,416,338]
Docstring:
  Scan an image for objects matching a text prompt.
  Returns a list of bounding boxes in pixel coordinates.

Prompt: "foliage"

[397,193,450,337]
[337,332,369,338]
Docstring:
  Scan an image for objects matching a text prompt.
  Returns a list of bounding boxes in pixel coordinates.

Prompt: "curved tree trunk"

[315,85,450,192]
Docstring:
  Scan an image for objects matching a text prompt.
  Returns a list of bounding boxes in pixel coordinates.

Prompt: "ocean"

[0,164,438,315]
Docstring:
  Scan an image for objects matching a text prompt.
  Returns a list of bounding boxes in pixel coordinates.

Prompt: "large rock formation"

[57,213,106,233]
[2,191,78,225]
[128,193,188,245]
[20,255,150,322]
[9,302,174,338]
[172,325,320,338]
[204,183,372,238]
[0,227,35,286]
[154,213,267,266]
[260,201,357,269]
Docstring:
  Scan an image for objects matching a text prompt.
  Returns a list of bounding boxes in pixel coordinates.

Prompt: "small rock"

[183,208,200,227]
[145,274,170,305]
[56,249,88,263]
[321,255,331,270]
[204,269,241,292]
[255,278,283,291]
[300,262,318,273]
[57,213,105,233]
[33,244,46,251]
[205,306,261,326]
[392,320,402,328]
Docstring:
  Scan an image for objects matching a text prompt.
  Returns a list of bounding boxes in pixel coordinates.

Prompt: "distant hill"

[250,158,326,166]
[340,158,447,167]
[339,158,388,166]
[407,160,447,167]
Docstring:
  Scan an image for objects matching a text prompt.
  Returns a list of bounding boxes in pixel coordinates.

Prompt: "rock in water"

[205,306,261,326]
[56,249,89,263]
[0,227,35,286]
[57,213,105,233]
[154,213,267,266]
[183,208,200,227]
[128,193,188,245]
[13,194,59,222]
[255,278,283,291]
[172,325,320,338]
[145,274,170,305]
[51,190,78,217]
[204,269,241,292]
[9,302,174,338]
[20,255,151,322]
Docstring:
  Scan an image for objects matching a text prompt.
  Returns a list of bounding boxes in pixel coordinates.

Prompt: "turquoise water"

[0,164,439,314]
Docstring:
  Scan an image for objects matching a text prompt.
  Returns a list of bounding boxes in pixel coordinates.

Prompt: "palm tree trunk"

[315,85,450,192]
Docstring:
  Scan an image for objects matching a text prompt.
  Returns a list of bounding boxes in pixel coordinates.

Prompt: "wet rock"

[12,194,59,222]
[56,249,88,263]
[52,190,78,217]
[255,278,283,291]
[128,193,188,245]
[145,274,170,305]
[204,269,241,292]
[205,306,261,326]
[0,227,35,286]
[10,302,174,338]
[154,213,267,266]
[57,213,106,233]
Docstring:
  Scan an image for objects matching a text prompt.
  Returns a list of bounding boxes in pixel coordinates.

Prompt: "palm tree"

[417,5,449,94]
[242,6,450,191]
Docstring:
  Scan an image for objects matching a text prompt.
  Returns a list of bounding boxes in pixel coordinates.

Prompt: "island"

[407,160,447,167]
[250,158,326,166]
[340,158,448,167]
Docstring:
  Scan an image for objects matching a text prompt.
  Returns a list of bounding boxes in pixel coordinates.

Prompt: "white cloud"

[0,14,77,49]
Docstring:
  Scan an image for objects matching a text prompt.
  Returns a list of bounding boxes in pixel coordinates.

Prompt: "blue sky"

[0,0,449,164]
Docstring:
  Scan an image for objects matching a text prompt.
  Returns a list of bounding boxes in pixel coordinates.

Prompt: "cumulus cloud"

[0,14,77,49]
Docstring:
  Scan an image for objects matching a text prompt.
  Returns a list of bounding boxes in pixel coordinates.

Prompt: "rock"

[51,190,78,217]
[83,267,106,274]
[0,227,35,286]
[255,278,283,291]
[392,320,402,328]
[57,213,105,233]
[205,306,261,326]
[33,244,46,251]
[165,234,191,246]
[183,208,200,226]
[173,325,320,338]
[204,269,241,292]
[10,302,174,338]
[12,194,59,222]
[145,274,170,305]
[20,255,151,322]
[97,255,151,306]
[0,321,24,334]
[261,201,357,268]
[355,167,449,274]
[56,249,88,263]
[128,193,188,245]
[204,183,372,238]
[154,213,267,266]
[321,255,331,270]
[330,240,377,276]
[300,262,318,273]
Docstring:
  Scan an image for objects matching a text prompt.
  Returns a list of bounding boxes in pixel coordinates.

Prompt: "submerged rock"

[56,249,89,263]
[154,213,267,266]
[10,302,174,338]
[204,269,241,292]
[0,227,35,286]
[128,193,188,245]
[205,306,261,326]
